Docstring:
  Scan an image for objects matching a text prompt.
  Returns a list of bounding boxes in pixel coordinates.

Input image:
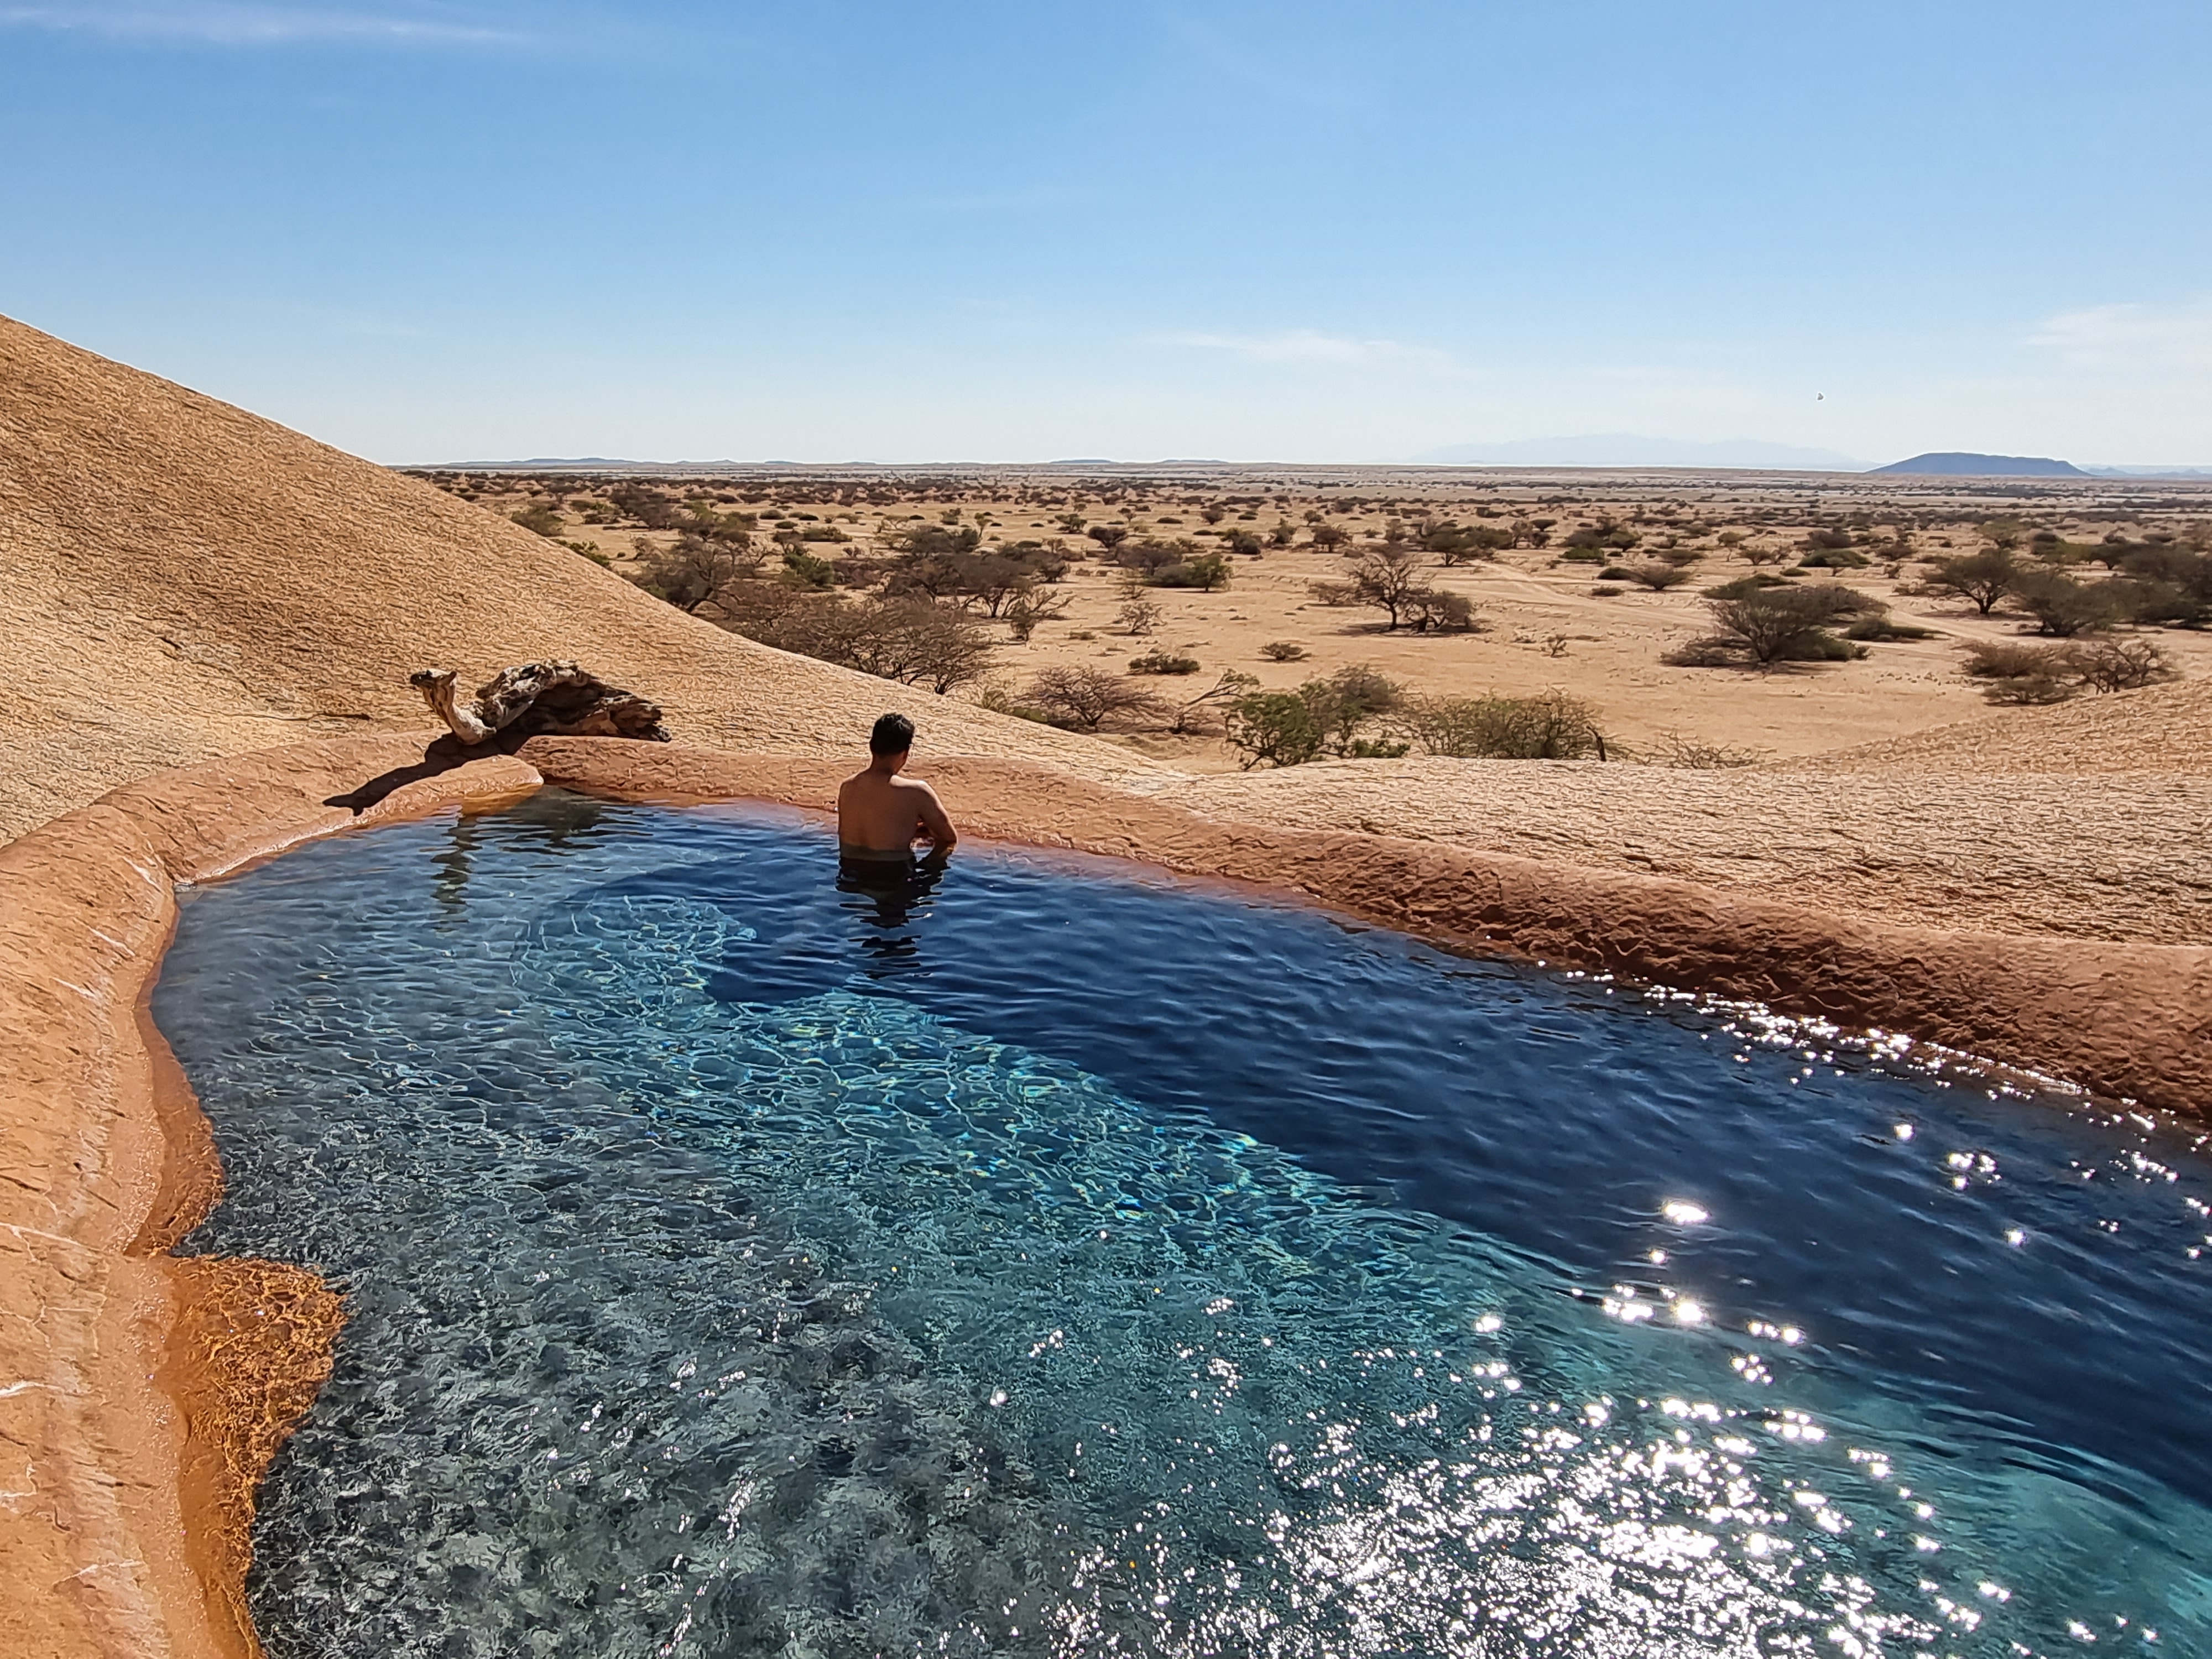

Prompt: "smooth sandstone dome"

[0,313,1161,842]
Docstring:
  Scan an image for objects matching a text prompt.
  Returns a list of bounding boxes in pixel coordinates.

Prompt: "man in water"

[837,712,957,870]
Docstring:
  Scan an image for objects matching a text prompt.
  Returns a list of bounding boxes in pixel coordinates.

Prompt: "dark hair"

[869,712,915,756]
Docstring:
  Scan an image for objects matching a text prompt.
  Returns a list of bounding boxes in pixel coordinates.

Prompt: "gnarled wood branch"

[409,661,669,745]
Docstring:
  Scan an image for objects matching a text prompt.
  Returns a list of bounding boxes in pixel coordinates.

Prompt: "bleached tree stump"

[409,661,669,745]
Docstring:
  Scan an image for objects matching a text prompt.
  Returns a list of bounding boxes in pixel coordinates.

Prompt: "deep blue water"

[153,790,2212,1657]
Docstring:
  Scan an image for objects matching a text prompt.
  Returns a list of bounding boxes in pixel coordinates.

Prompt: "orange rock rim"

[3,732,2206,1659]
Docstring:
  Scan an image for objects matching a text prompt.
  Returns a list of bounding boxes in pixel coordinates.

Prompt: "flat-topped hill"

[0,315,1158,840]
[1870,452,2086,477]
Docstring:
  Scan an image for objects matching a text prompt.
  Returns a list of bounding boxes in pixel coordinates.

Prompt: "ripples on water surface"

[152,792,2212,1658]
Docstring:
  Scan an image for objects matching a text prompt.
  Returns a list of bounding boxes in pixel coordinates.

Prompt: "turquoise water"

[153,791,2212,1657]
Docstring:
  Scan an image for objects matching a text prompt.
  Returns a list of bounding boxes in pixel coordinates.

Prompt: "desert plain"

[413,459,2212,945]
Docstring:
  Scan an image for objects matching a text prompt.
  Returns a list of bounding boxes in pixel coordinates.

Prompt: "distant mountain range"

[410,446,2212,480]
[1412,435,1864,471]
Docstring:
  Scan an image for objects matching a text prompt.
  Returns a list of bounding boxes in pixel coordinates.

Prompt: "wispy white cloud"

[1161,328,1448,369]
[2030,298,2212,368]
[0,1,514,45]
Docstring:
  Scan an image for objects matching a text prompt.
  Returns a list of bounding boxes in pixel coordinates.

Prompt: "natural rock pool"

[153,790,2212,1657]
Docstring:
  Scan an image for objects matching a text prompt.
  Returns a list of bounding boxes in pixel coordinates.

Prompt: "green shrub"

[1149,551,1233,590]
[1225,666,1405,769]
[781,549,837,589]
[1700,586,1881,664]
[1921,550,2018,614]
[1224,690,1326,768]
[2006,568,2121,637]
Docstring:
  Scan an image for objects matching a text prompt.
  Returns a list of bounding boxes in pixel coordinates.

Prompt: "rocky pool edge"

[1,731,2204,1657]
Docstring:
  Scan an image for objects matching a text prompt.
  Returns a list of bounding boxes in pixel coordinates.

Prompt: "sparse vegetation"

[510,501,564,537]
[1313,544,1477,632]
[1667,586,1881,667]
[1642,730,1767,769]
[1129,650,1201,675]
[1225,666,1408,768]
[717,586,994,693]
[1919,550,2018,615]
[1391,690,1604,760]
[417,467,2206,779]
[1024,665,1168,731]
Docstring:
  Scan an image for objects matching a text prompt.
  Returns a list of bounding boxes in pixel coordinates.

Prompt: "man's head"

[869,712,915,768]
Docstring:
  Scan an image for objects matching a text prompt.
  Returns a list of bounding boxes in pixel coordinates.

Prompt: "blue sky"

[3,0,2207,465]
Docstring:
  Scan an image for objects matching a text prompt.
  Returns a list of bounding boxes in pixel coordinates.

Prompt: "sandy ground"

[1138,757,2212,945]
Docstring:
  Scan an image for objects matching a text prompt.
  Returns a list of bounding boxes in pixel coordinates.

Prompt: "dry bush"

[1392,690,1603,760]
[1259,640,1308,661]
[1661,636,1749,666]
[1621,562,1693,591]
[1984,674,2079,706]
[1115,597,1164,636]
[2072,636,2180,692]
[1024,666,1170,731]
[1129,650,1201,675]
[1002,586,1071,642]
[1960,640,2074,680]
[1642,730,1768,769]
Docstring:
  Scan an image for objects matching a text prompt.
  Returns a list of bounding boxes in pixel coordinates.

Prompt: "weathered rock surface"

[0,736,541,1659]
[410,661,669,745]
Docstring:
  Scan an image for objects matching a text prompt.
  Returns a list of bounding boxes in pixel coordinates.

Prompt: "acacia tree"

[638,533,764,612]
[1336,544,1426,627]
[1922,551,2018,614]
[1705,586,1874,662]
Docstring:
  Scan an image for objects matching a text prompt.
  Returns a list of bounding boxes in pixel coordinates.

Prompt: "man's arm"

[910,780,957,854]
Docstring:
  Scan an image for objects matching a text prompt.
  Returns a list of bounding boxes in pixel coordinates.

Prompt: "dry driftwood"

[410,661,670,745]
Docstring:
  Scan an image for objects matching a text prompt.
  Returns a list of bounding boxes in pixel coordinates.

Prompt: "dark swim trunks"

[838,844,917,868]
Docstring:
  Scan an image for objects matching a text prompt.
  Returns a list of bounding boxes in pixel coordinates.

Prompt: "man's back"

[837,769,949,853]
[837,713,957,857]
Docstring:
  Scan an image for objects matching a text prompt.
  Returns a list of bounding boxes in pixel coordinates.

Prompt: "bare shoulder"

[891,774,944,799]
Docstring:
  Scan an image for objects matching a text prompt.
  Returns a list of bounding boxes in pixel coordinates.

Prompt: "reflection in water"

[432,791,609,917]
[836,851,945,978]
